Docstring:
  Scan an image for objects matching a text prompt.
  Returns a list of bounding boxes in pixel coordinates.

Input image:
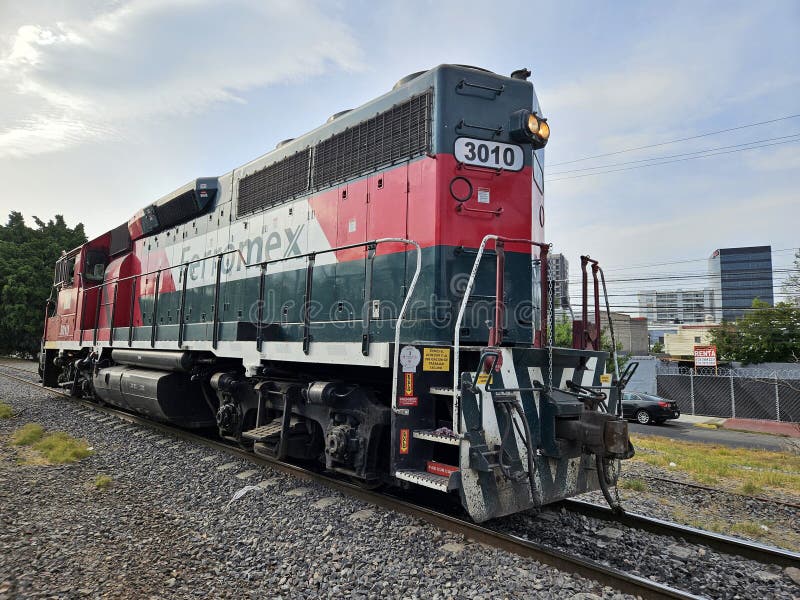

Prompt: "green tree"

[553,316,629,372]
[708,299,800,364]
[0,212,86,356]
[651,341,664,354]
[783,249,800,306]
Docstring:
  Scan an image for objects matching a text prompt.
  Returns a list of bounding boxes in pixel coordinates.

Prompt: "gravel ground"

[0,376,630,600]
[496,500,800,599]
[578,461,800,552]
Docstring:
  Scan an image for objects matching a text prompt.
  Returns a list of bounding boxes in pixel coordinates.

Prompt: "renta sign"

[694,345,717,367]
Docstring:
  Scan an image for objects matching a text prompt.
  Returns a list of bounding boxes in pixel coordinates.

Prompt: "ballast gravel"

[0,376,628,600]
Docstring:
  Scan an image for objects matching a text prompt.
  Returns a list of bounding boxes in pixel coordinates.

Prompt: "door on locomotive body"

[366,166,409,329]
[76,247,109,342]
[181,215,212,341]
[334,179,368,328]
[220,212,250,339]
[50,255,78,341]
[151,227,181,342]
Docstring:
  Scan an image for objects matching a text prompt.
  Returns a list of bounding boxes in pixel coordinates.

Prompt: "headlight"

[511,109,550,148]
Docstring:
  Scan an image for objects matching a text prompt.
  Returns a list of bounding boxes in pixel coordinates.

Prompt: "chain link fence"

[656,365,800,423]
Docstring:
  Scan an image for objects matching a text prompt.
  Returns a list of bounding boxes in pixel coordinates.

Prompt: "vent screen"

[237,90,431,218]
[237,150,311,217]
[155,190,198,229]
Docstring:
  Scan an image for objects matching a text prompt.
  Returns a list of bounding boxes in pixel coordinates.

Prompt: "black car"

[621,392,680,425]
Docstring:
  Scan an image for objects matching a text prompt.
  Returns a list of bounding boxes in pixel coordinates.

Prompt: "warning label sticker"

[476,373,490,385]
[423,347,451,371]
[600,374,612,385]
[398,396,418,407]
[399,428,410,454]
[404,373,414,396]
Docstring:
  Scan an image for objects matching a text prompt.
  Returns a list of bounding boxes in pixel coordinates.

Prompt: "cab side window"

[83,251,107,282]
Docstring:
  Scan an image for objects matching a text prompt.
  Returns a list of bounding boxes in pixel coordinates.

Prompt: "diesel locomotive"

[41,64,634,522]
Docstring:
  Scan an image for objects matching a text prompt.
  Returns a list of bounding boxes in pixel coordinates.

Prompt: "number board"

[454,137,523,171]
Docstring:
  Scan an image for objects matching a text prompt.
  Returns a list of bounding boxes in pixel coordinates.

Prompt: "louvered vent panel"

[236,90,431,218]
[237,150,311,218]
[313,91,431,190]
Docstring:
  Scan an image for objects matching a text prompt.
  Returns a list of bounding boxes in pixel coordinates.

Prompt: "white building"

[637,289,714,325]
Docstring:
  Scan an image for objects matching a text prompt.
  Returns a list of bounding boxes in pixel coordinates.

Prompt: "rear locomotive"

[41,64,634,522]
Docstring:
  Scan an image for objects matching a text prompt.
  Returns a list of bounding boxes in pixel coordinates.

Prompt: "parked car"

[621,392,680,425]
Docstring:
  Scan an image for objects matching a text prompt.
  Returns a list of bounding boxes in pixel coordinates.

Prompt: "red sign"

[426,461,458,477]
[398,396,418,407]
[399,429,410,454]
[694,345,717,367]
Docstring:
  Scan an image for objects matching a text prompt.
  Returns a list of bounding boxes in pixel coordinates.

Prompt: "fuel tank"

[93,365,214,428]
[110,349,194,372]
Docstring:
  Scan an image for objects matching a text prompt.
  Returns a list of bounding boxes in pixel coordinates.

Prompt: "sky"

[0,0,798,313]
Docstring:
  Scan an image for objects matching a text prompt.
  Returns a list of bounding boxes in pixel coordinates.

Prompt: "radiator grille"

[237,149,311,217]
[236,90,431,218]
[313,91,431,190]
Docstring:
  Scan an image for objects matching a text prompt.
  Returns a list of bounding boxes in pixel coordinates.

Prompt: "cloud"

[0,0,362,158]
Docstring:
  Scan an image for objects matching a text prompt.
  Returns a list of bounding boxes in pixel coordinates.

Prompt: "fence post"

[729,368,735,418]
[689,369,695,415]
[775,371,780,422]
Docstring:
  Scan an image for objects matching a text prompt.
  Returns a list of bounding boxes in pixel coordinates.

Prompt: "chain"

[547,246,554,393]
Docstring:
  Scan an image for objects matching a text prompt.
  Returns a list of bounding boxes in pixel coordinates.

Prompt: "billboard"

[694,345,717,367]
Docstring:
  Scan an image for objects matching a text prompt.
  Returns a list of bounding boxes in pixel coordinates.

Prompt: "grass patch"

[620,478,647,492]
[631,434,800,496]
[0,402,13,419]
[32,432,92,464]
[94,474,113,489]
[8,423,92,464]
[732,521,767,538]
[10,423,44,445]
[739,481,763,496]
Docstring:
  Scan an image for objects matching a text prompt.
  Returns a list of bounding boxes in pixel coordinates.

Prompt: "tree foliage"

[708,299,800,364]
[554,316,629,372]
[783,249,800,306]
[0,212,86,356]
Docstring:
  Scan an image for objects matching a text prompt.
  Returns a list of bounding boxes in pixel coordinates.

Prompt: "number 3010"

[454,137,523,171]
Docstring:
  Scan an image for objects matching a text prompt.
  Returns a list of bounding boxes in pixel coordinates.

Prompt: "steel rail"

[0,366,757,599]
[640,474,800,511]
[562,498,800,569]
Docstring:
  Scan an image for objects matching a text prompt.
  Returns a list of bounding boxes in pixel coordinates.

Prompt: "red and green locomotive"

[41,64,633,522]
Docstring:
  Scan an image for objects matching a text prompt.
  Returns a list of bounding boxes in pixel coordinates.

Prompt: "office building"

[708,246,773,322]
[637,289,714,325]
[549,253,570,308]
[599,312,650,355]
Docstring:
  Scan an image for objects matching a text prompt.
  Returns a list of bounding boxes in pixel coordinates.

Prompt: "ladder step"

[429,387,455,397]
[413,430,460,445]
[242,418,298,441]
[395,469,457,492]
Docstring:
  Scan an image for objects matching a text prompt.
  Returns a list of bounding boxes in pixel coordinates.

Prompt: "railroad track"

[1,364,796,599]
[640,474,800,511]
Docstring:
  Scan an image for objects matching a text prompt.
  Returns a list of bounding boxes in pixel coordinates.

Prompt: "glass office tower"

[709,246,774,322]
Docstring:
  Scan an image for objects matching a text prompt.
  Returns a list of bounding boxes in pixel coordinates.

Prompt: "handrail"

[452,235,550,435]
[75,237,423,404]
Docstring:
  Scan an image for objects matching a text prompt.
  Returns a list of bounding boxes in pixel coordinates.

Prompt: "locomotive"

[41,64,634,522]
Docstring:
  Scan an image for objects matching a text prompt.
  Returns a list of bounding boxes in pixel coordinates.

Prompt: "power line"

[548,113,800,166]
[548,138,800,182]
[593,248,797,273]
[548,133,800,176]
